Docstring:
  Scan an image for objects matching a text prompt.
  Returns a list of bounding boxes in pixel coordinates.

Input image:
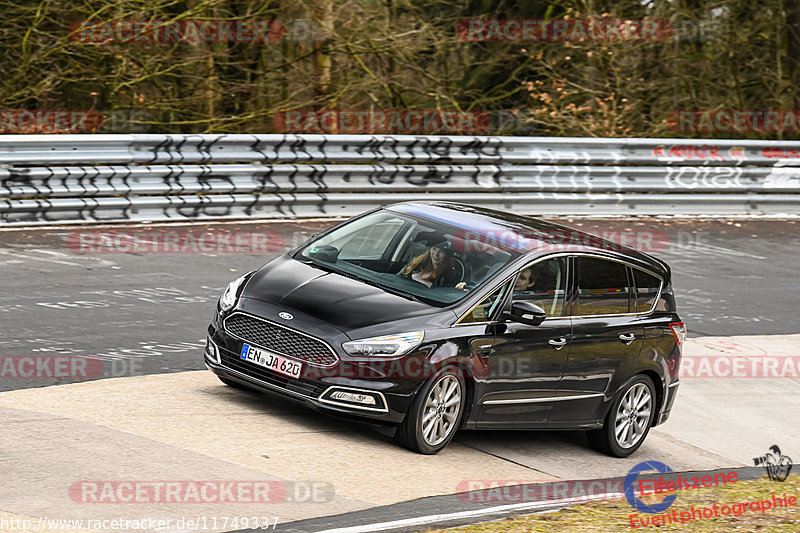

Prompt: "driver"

[399,240,462,288]
[512,267,550,312]
[514,267,535,293]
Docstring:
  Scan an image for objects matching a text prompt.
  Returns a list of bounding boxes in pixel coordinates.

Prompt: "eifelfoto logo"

[625,461,677,514]
[625,462,740,518]
[754,445,793,482]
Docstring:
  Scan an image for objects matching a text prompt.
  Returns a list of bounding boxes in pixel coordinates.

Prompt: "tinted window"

[337,218,406,259]
[512,257,568,318]
[574,257,630,316]
[460,281,511,323]
[633,268,661,312]
[298,211,522,307]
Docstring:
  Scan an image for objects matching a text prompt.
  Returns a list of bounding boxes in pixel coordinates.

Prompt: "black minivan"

[204,202,685,456]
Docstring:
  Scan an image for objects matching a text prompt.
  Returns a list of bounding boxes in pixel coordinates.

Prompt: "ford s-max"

[204,202,684,456]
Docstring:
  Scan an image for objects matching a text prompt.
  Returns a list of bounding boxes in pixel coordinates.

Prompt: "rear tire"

[396,367,465,454]
[588,375,656,458]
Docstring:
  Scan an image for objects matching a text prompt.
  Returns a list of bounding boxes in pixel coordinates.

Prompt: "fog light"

[330,390,377,405]
[205,337,221,364]
[319,386,388,412]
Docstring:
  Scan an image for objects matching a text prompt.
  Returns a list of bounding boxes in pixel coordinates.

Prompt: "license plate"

[240,343,302,379]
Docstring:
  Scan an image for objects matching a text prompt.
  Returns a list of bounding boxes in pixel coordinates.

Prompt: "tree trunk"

[785,0,800,106]
[312,0,334,108]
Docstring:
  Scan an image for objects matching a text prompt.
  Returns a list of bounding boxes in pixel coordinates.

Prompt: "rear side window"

[633,268,662,312]
[574,257,630,316]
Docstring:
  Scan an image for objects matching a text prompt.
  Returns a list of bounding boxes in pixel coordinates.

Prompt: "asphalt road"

[1,217,798,392]
[2,339,797,532]
[2,216,799,532]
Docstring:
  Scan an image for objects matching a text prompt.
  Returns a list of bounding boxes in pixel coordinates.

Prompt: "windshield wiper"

[298,256,434,305]
[300,258,432,304]
[361,278,432,305]
[303,259,358,279]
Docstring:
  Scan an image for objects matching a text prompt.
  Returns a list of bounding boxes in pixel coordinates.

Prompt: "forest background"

[1,0,798,138]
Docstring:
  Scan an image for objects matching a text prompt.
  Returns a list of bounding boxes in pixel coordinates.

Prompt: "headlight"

[219,273,250,312]
[342,331,424,357]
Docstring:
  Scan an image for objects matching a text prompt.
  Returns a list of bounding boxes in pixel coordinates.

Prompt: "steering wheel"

[451,257,467,283]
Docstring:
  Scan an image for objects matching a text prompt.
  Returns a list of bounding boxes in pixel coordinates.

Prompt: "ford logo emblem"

[278,312,293,320]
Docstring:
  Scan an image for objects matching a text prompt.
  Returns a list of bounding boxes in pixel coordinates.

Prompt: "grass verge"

[425,474,800,532]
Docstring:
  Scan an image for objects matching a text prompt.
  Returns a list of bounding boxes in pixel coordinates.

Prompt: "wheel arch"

[638,369,664,423]
[601,369,664,424]
[452,359,476,428]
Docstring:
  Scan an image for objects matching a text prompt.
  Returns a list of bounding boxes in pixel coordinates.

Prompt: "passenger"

[400,240,461,288]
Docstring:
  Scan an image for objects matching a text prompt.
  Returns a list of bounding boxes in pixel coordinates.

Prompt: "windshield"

[294,210,521,306]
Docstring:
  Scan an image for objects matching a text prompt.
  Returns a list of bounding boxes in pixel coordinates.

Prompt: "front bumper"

[205,323,416,425]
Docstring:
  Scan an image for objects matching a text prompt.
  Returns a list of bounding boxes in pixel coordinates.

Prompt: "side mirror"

[503,301,547,326]
[307,244,339,262]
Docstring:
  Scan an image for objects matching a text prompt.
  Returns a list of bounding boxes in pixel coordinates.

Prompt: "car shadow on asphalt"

[197,381,399,445]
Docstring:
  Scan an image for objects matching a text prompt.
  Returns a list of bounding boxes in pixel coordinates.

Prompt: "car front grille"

[223,312,339,367]
[219,350,327,398]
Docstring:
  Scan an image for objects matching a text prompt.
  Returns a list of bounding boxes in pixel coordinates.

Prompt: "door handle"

[619,332,636,345]
[548,337,567,350]
[475,343,494,355]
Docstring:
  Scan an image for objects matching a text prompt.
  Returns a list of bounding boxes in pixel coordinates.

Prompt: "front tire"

[588,375,656,458]
[396,367,465,454]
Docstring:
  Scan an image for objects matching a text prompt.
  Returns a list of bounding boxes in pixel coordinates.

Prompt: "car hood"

[240,255,443,334]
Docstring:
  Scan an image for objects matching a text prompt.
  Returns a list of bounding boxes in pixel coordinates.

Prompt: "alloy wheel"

[614,383,653,449]
[421,375,462,446]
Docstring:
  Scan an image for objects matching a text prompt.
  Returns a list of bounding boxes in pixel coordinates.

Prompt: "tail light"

[669,322,687,345]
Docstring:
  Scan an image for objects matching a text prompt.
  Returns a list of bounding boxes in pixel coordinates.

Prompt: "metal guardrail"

[2,134,800,225]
